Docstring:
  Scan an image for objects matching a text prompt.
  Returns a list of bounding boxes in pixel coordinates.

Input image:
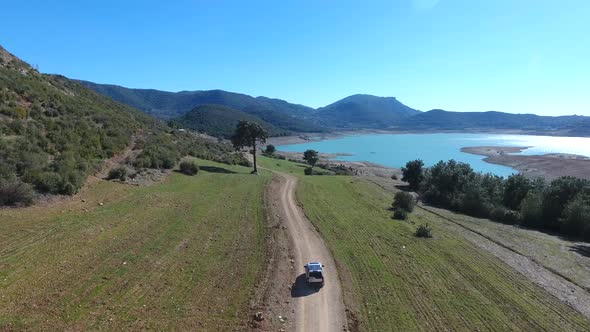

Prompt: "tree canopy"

[401,159,424,190]
[231,120,268,174]
[303,149,319,169]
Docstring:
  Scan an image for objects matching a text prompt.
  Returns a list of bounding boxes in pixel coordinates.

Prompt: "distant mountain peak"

[315,94,420,129]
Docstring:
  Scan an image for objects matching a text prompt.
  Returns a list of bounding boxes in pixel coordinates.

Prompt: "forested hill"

[397,109,590,136]
[78,80,323,134]
[79,82,424,132]
[171,104,288,138]
[0,45,244,206]
[80,78,590,136]
[314,94,421,128]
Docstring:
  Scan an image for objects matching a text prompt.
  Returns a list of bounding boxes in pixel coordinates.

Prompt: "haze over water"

[277,133,590,178]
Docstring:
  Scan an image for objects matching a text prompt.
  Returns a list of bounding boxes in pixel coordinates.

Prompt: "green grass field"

[259,156,590,331]
[0,159,268,330]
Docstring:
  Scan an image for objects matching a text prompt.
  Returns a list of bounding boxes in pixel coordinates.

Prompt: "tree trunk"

[252,139,258,174]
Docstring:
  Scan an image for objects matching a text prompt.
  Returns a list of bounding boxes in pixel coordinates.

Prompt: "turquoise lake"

[277,133,590,178]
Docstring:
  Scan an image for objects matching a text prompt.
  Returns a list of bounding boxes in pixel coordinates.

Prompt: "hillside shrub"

[392,191,415,212]
[179,160,199,175]
[304,167,313,175]
[0,179,34,206]
[561,194,590,240]
[490,206,520,225]
[520,191,544,228]
[30,171,62,193]
[264,144,276,155]
[402,159,424,190]
[415,224,433,238]
[108,166,128,181]
[541,176,589,230]
[393,209,408,220]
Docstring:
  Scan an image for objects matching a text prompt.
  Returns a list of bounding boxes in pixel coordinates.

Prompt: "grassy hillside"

[172,104,287,138]
[258,157,590,331]
[0,159,268,330]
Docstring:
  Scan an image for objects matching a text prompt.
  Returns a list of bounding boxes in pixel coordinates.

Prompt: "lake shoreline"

[267,129,542,146]
[271,132,590,180]
[461,146,590,180]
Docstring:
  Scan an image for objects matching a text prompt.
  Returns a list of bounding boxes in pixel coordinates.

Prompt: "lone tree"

[303,149,319,170]
[402,159,424,190]
[264,144,276,156]
[231,121,268,174]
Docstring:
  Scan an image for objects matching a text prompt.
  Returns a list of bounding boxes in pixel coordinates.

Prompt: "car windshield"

[309,271,323,278]
[308,264,322,271]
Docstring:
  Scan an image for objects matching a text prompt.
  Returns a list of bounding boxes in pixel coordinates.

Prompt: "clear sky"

[1,0,589,115]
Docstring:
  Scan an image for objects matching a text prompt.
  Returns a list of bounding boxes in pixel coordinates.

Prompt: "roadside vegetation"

[403,159,590,241]
[0,159,268,330]
[258,156,590,331]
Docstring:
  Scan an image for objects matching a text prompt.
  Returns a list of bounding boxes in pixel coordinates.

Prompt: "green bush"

[561,194,590,240]
[401,159,424,190]
[393,208,408,220]
[392,191,415,212]
[415,224,433,238]
[490,206,520,225]
[520,191,544,228]
[264,144,276,155]
[31,172,62,193]
[304,167,313,175]
[0,179,35,206]
[108,166,128,181]
[179,160,199,175]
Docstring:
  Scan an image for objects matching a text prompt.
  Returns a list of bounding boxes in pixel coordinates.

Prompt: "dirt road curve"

[274,173,347,332]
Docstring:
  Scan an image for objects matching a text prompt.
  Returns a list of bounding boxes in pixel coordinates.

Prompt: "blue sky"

[1,0,589,115]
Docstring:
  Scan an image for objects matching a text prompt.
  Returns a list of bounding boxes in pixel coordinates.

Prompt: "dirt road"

[272,173,347,332]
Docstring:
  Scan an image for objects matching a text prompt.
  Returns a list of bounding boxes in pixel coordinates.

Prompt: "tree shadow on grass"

[570,244,590,258]
[199,166,238,174]
[291,274,321,298]
[394,184,413,192]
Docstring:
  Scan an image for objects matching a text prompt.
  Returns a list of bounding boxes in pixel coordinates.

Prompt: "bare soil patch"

[249,175,297,331]
[462,145,590,180]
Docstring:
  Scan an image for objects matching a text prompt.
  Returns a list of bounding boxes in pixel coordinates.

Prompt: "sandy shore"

[462,146,590,180]
[266,130,396,146]
[266,129,536,146]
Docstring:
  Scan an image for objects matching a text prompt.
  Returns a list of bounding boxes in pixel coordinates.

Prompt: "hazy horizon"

[1,0,589,116]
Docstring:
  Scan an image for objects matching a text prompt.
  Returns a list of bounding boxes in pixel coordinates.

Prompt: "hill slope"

[0,45,243,205]
[80,82,589,135]
[172,104,286,138]
[78,81,323,134]
[315,94,421,128]
[398,109,590,135]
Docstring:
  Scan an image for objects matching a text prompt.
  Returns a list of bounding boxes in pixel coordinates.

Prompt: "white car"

[304,262,325,286]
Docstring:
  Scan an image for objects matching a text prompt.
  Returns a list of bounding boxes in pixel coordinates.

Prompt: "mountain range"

[81,81,590,137]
